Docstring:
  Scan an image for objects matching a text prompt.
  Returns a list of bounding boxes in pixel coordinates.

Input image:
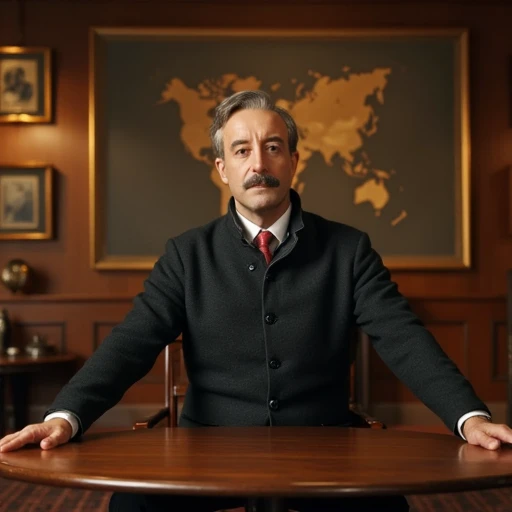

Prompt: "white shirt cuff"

[457,410,491,440]
[44,411,79,438]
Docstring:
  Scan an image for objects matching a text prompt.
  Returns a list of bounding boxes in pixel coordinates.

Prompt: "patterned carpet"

[0,480,111,511]
[1,479,512,511]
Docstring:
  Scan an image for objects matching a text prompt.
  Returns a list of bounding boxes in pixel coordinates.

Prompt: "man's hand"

[462,416,512,450]
[0,418,72,453]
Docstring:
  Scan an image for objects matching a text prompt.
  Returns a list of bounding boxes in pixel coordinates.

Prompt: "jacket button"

[265,313,277,324]
[248,264,256,271]
[269,359,281,369]
[269,399,279,411]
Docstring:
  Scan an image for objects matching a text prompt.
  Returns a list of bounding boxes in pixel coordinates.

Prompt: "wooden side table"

[0,353,77,438]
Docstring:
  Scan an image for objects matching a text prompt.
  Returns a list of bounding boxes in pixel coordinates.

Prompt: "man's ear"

[291,151,299,177]
[215,158,229,185]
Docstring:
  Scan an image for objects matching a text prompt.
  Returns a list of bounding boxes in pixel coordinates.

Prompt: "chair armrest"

[133,407,170,430]
[349,403,386,429]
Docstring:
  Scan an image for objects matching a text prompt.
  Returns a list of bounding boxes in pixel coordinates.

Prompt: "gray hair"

[209,90,299,159]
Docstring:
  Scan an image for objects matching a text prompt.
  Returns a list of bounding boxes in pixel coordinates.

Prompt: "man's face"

[215,108,298,226]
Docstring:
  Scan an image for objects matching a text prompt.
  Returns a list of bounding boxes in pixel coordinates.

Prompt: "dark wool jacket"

[47,190,488,435]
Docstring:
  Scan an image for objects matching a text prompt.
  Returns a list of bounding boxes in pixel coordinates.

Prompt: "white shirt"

[46,204,489,438]
[235,204,291,253]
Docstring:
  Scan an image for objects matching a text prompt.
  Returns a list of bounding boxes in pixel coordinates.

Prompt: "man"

[1,90,512,512]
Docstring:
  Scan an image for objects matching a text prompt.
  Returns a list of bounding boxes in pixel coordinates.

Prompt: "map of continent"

[158,68,406,226]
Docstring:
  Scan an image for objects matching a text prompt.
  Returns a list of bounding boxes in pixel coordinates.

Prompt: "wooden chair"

[134,330,384,430]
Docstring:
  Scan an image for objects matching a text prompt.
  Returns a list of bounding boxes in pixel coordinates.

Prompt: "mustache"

[243,174,280,189]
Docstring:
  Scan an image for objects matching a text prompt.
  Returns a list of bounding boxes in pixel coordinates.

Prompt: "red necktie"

[254,230,274,265]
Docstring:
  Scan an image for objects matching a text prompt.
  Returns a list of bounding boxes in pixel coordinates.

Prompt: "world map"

[158,69,407,227]
[102,34,461,264]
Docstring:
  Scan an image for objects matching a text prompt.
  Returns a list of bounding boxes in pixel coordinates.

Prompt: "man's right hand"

[0,418,72,452]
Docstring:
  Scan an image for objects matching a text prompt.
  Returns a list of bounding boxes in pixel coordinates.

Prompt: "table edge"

[2,464,512,497]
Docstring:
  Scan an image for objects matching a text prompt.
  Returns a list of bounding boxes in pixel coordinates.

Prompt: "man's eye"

[235,148,248,156]
[267,145,280,152]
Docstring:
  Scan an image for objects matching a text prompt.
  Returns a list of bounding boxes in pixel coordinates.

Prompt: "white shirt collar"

[236,203,292,246]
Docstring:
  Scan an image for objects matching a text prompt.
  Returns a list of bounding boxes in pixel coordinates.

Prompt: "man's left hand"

[463,416,512,450]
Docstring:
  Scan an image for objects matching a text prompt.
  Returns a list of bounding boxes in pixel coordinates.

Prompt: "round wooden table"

[1,427,512,512]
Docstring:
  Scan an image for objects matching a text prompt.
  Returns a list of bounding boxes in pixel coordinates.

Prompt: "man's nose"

[249,148,266,172]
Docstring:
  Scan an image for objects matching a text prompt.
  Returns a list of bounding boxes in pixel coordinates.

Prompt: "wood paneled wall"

[0,0,511,427]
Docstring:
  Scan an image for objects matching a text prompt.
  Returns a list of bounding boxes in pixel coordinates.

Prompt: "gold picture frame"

[90,27,470,270]
[0,164,53,240]
[0,46,52,123]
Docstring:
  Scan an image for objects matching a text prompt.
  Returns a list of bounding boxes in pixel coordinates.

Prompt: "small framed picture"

[0,165,53,239]
[0,46,52,123]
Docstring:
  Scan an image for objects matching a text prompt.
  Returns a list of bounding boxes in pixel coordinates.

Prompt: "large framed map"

[89,28,470,270]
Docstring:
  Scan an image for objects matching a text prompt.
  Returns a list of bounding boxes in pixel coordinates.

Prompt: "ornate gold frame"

[0,164,53,240]
[89,28,470,270]
[0,46,52,123]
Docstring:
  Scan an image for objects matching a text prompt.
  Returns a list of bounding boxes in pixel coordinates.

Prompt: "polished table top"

[1,427,512,497]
